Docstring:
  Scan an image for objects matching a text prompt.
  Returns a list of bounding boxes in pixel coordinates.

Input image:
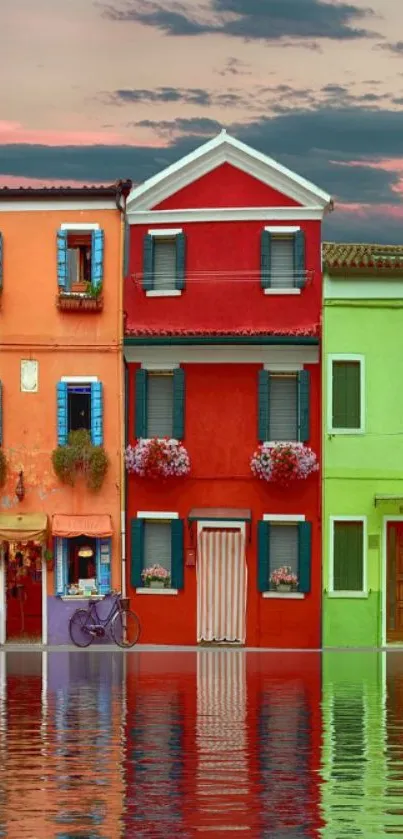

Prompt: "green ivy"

[52,429,109,491]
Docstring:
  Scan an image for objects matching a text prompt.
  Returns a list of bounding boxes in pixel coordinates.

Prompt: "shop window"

[258,370,310,443]
[257,519,312,594]
[67,536,97,586]
[54,536,111,596]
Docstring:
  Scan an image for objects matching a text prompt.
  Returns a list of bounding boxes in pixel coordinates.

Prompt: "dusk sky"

[2,0,403,241]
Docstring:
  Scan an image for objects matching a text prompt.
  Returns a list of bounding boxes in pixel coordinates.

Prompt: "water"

[0,650,402,837]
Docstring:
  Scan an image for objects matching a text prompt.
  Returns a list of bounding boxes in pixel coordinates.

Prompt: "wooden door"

[387,523,403,642]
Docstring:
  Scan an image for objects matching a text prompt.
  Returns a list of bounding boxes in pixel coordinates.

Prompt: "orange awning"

[52,514,113,538]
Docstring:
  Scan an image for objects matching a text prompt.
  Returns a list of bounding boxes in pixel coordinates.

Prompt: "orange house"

[0,183,131,644]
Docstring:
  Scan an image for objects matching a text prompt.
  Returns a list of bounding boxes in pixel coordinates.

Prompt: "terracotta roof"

[0,180,132,199]
[323,242,403,270]
[125,325,320,337]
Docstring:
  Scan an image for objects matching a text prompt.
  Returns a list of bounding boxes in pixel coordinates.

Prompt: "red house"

[124,131,332,647]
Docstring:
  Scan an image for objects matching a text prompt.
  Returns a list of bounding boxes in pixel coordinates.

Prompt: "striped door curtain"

[197,528,247,643]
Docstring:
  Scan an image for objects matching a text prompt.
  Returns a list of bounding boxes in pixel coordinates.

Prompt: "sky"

[2,0,403,241]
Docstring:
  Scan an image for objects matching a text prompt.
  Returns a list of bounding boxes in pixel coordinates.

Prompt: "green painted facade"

[323,271,403,647]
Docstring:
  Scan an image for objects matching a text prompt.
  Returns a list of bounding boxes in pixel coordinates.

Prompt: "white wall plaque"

[21,360,38,393]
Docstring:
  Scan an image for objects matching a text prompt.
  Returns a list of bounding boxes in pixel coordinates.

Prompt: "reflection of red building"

[125,131,332,647]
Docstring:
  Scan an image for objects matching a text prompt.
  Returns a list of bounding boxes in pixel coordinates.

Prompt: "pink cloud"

[0,120,166,147]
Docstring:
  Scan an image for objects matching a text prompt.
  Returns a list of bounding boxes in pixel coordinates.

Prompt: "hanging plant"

[52,429,109,491]
[251,442,318,487]
[0,449,6,487]
[125,437,190,479]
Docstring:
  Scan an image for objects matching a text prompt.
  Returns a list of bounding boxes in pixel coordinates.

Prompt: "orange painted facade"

[0,191,127,642]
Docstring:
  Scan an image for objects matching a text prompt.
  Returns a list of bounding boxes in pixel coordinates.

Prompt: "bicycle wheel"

[69,609,94,648]
[111,609,141,648]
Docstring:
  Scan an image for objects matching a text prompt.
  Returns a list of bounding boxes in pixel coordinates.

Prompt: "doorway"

[4,540,43,642]
[386,522,403,643]
[196,524,247,644]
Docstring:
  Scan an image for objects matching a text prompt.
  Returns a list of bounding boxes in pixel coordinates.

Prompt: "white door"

[197,526,247,643]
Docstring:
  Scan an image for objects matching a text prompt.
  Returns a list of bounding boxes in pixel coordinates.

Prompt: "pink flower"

[124,438,191,478]
[251,442,318,485]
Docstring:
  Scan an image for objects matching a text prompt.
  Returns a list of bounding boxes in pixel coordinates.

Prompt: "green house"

[323,243,403,647]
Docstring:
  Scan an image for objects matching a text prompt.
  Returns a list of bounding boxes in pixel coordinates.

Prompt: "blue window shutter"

[298,521,312,593]
[96,538,111,594]
[131,519,144,588]
[261,229,271,289]
[91,228,104,290]
[171,519,184,590]
[258,370,270,442]
[173,368,185,439]
[91,381,103,445]
[143,234,154,291]
[56,381,68,446]
[258,521,270,593]
[0,380,3,446]
[54,537,68,596]
[0,232,3,291]
[175,232,186,291]
[298,370,310,442]
[294,230,306,289]
[135,369,148,438]
[57,229,68,290]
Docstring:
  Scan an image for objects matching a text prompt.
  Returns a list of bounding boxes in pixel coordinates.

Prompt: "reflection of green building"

[323,244,403,647]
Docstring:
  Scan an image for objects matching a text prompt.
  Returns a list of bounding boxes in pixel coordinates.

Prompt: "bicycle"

[69,591,141,649]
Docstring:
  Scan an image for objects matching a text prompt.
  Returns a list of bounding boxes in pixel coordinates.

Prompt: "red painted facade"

[125,141,328,648]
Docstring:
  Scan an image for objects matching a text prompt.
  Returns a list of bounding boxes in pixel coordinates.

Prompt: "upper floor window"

[261,227,305,293]
[258,370,310,443]
[328,356,364,433]
[143,229,186,295]
[135,368,185,440]
[57,378,103,446]
[57,225,104,300]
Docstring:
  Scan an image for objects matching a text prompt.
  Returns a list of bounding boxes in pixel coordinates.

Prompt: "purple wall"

[47,596,116,645]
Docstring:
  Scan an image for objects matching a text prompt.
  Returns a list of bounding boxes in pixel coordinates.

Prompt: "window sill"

[57,293,103,312]
[60,595,106,601]
[328,428,364,436]
[263,288,301,296]
[135,587,179,595]
[145,290,182,298]
[262,592,305,599]
[327,591,369,599]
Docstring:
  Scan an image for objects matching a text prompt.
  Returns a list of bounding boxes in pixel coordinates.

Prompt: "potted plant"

[125,437,190,479]
[251,442,318,487]
[270,566,298,592]
[141,564,171,589]
[52,429,109,490]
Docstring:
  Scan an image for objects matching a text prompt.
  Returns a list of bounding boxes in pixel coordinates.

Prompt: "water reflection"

[0,650,403,836]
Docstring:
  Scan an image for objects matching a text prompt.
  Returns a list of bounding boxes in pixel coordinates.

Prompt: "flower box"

[270,566,298,591]
[251,442,318,487]
[57,293,103,312]
[141,565,171,588]
[125,437,190,479]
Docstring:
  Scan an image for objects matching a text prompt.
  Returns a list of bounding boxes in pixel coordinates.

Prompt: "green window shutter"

[258,370,270,441]
[298,521,312,593]
[333,521,363,591]
[131,518,144,588]
[175,232,186,291]
[294,230,306,289]
[173,368,185,439]
[257,520,270,592]
[260,230,271,289]
[135,369,148,438]
[0,232,3,292]
[143,234,154,291]
[332,361,361,429]
[0,380,2,445]
[298,370,310,442]
[171,519,184,590]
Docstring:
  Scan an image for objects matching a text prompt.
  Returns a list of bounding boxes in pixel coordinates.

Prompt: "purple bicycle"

[69,591,141,648]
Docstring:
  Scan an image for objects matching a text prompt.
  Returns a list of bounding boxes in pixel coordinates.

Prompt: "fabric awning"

[188,507,252,522]
[374,494,403,507]
[0,513,48,542]
[52,514,113,538]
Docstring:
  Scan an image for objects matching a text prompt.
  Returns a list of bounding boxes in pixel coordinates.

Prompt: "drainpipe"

[115,180,132,598]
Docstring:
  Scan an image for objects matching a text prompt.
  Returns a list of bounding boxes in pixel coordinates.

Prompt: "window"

[258,370,310,443]
[57,227,104,294]
[57,380,103,446]
[135,368,185,440]
[257,519,312,594]
[330,357,363,432]
[143,231,186,293]
[261,228,305,291]
[54,536,111,596]
[331,519,365,593]
[130,516,184,591]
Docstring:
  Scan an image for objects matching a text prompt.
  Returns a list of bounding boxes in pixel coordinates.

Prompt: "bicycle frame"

[85,593,121,634]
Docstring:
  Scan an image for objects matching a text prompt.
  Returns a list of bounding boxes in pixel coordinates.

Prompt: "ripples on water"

[0,650,402,837]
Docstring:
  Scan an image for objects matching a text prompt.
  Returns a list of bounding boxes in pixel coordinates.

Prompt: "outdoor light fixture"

[78,546,94,558]
[15,470,25,502]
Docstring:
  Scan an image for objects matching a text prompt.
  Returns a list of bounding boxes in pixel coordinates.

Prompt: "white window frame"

[146,228,183,298]
[60,223,100,231]
[329,516,368,598]
[263,225,301,296]
[327,354,365,435]
[135,511,179,595]
[263,368,300,446]
[262,513,306,599]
